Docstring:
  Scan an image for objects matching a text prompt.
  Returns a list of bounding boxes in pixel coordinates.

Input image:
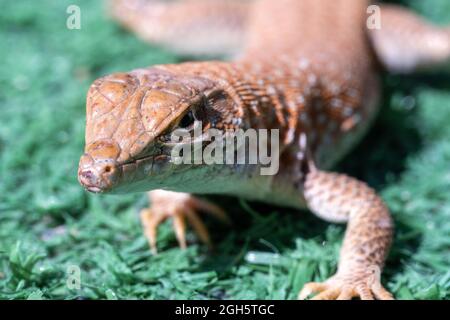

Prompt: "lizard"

[77,0,450,300]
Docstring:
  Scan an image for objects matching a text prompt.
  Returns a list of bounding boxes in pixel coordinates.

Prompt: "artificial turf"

[0,0,449,300]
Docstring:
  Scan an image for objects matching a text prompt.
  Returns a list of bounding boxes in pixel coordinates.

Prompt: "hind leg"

[370,5,450,73]
[109,0,253,57]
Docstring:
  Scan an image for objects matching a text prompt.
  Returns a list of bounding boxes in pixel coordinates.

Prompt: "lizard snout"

[78,139,122,193]
[78,155,120,193]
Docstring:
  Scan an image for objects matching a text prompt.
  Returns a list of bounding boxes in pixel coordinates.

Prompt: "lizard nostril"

[104,165,112,173]
[80,170,93,180]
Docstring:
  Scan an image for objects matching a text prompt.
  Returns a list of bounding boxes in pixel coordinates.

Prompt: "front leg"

[299,170,394,300]
[140,190,230,254]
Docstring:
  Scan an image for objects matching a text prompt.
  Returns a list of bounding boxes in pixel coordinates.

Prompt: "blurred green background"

[0,0,449,299]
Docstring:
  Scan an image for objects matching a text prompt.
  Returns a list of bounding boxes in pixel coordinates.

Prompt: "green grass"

[0,0,449,300]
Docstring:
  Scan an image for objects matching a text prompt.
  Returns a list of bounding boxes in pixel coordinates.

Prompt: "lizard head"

[78,66,237,194]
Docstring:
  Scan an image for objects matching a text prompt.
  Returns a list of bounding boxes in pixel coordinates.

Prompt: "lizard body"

[78,0,450,299]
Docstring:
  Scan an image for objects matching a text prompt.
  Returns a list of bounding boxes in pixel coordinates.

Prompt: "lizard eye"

[179,110,195,128]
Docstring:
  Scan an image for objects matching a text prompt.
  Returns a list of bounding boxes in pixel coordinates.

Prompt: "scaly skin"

[78,0,450,300]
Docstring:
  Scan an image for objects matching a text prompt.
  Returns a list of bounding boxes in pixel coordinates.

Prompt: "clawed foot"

[140,190,230,254]
[298,268,394,300]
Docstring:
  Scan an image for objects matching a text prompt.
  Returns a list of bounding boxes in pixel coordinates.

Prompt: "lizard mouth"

[111,153,177,194]
[80,152,175,194]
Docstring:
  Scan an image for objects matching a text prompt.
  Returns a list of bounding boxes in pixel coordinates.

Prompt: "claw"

[190,198,231,225]
[140,191,229,253]
[172,213,187,250]
[185,208,212,248]
[311,288,340,300]
[356,283,374,300]
[140,209,164,254]
[371,282,394,300]
[298,274,394,300]
[336,289,355,300]
[298,283,327,300]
